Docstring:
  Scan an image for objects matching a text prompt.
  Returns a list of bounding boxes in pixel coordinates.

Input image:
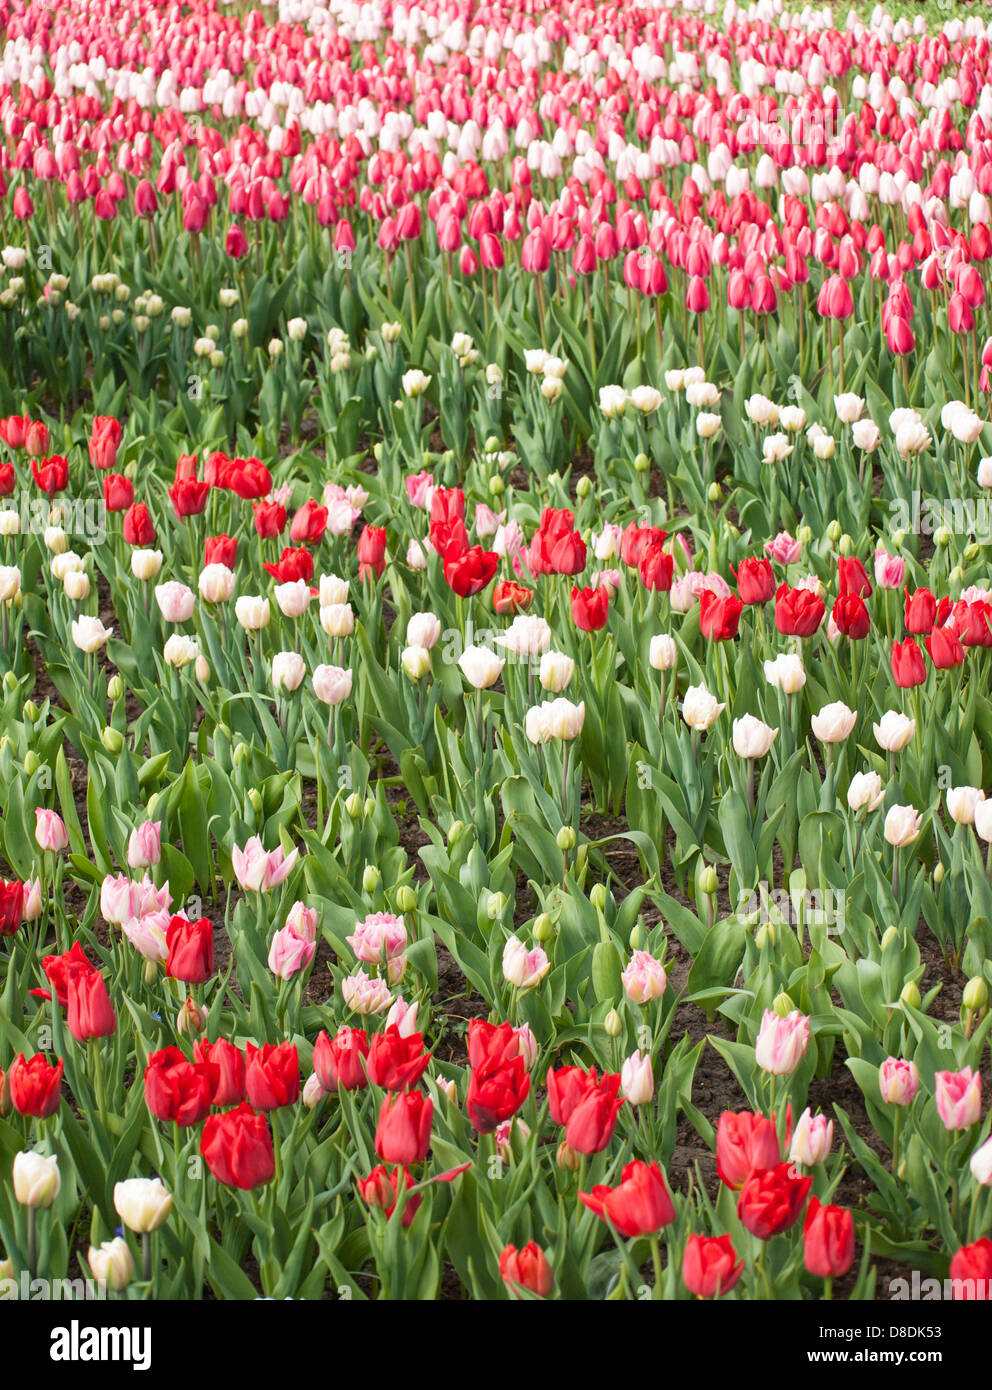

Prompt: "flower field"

[1,0,992,1314]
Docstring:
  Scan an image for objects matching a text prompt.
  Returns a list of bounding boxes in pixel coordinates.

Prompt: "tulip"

[620,1051,654,1105]
[883,804,922,847]
[375,1090,433,1164]
[732,714,778,759]
[804,1197,855,1278]
[13,1151,60,1208]
[935,1067,982,1130]
[811,701,857,743]
[949,1239,992,1298]
[580,1160,675,1236]
[127,821,162,869]
[789,1108,833,1166]
[9,1053,63,1118]
[682,683,725,731]
[754,1008,810,1075]
[873,711,915,752]
[499,1242,553,1298]
[737,1161,811,1239]
[201,1104,275,1189]
[682,1234,743,1298]
[88,1238,134,1292]
[879,1057,919,1106]
[67,970,116,1041]
[165,916,214,983]
[847,771,884,813]
[716,1110,781,1188]
[34,808,68,852]
[458,644,504,690]
[621,950,667,1003]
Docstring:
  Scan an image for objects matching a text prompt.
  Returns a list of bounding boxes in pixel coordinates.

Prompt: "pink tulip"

[754,1009,810,1076]
[267,925,315,980]
[35,809,68,853]
[878,1057,919,1106]
[231,837,299,893]
[127,820,162,869]
[935,1067,982,1130]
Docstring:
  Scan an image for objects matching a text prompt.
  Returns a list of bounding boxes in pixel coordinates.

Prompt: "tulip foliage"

[1,0,992,1304]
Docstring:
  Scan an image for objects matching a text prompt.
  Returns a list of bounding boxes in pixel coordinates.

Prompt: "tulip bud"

[590,883,607,913]
[634,452,650,473]
[934,861,945,884]
[486,891,506,919]
[247,788,263,814]
[233,741,250,766]
[395,885,418,915]
[881,925,899,950]
[772,991,795,1017]
[107,674,125,702]
[23,750,40,776]
[373,442,383,462]
[23,700,39,723]
[964,977,988,1013]
[533,913,553,942]
[965,543,981,562]
[707,481,722,503]
[3,671,17,693]
[101,727,124,754]
[949,565,964,585]
[604,1008,622,1037]
[447,820,465,846]
[699,865,718,895]
[556,826,576,851]
[900,980,922,1009]
[826,520,842,542]
[363,865,380,896]
[556,1141,581,1171]
[176,996,206,1037]
[489,475,504,496]
[363,797,375,818]
[576,476,591,499]
[143,959,158,986]
[797,525,813,546]
[934,525,951,547]
[755,922,776,949]
[629,922,643,950]
[345,792,363,819]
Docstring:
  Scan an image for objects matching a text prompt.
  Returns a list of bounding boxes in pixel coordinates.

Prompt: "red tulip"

[699,589,743,641]
[837,556,872,598]
[443,545,498,597]
[201,1103,275,1189]
[253,501,287,538]
[467,1054,530,1134]
[123,503,156,546]
[775,583,824,637]
[0,879,24,935]
[39,941,98,1007]
[365,1027,431,1092]
[31,455,68,496]
[681,1234,744,1298]
[9,1053,63,1118]
[313,1027,370,1092]
[737,1161,811,1239]
[165,916,214,984]
[638,542,674,592]
[949,1238,992,1298]
[571,584,610,631]
[263,546,313,583]
[102,473,133,511]
[926,625,965,669]
[580,1160,676,1236]
[290,499,328,545]
[715,1110,781,1188]
[499,1241,554,1297]
[375,1090,433,1163]
[205,534,237,569]
[734,557,775,604]
[357,523,387,580]
[145,1046,216,1126]
[67,970,116,1041]
[904,586,936,633]
[493,579,533,615]
[88,416,122,471]
[832,594,870,639]
[803,1196,855,1278]
[244,1041,300,1111]
[193,1038,245,1107]
[891,637,926,688]
[169,478,210,519]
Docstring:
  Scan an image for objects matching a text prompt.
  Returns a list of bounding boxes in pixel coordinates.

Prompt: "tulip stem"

[649,1235,663,1298]
[142,1232,151,1285]
[26,1206,36,1280]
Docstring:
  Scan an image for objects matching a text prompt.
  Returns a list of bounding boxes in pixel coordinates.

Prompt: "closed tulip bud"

[23,750,40,776]
[13,1151,60,1207]
[401,645,431,680]
[900,980,922,1009]
[447,820,465,846]
[964,977,988,1013]
[363,865,381,896]
[23,700,39,723]
[699,865,718,895]
[107,674,124,702]
[604,1008,622,1037]
[881,925,899,950]
[590,883,607,913]
[797,525,813,545]
[247,788,263,815]
[635,453,650,473]
[773,992,795,1017]
[935,525,951,547]
[838,533,852,555]
[396,885,418,915]
[576,476,591,499]
[755,922,776,949]
[101,727,124,754]
[345,793,362,819]
[489,475,504,496]
[620,1050,654,1104]
[934,862,945,884]
[486,891,506,919]
[177,996,206,1037]
[88,1238,134,1292]
[707,481,722,503]
[233,741,250,766]
[556,1140,581,1171]
[826,521,842,542]
[302,1073,326,1109]
[949,565,964,585]
[556,826,576,851]
[364,797,375,818]
[533,913,553,942]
